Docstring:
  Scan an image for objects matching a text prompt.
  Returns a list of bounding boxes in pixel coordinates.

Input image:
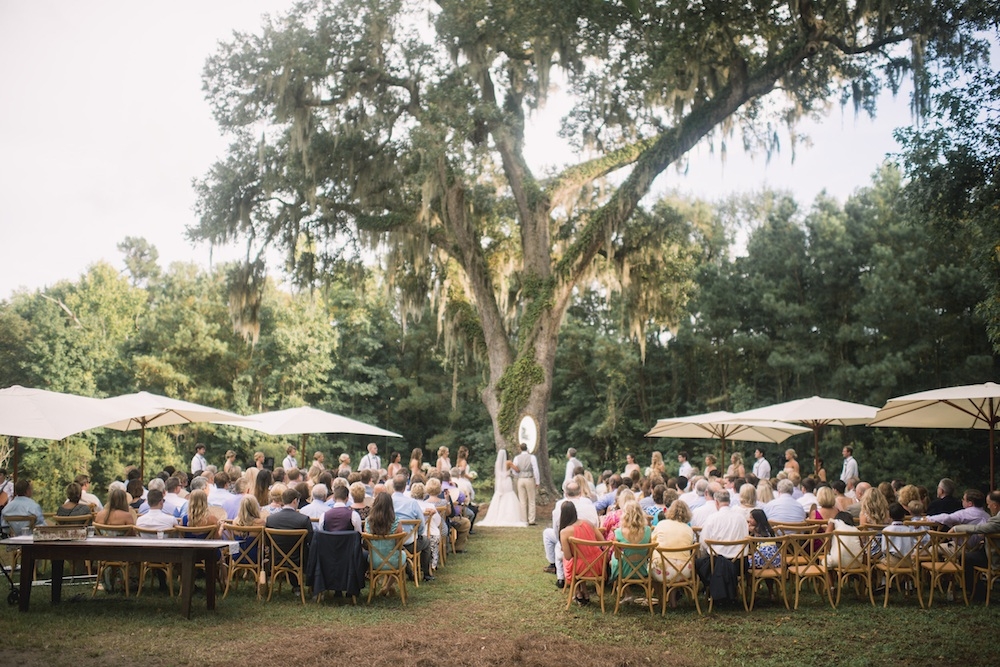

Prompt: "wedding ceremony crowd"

[534,446,1000,609]
[1,442,480,599]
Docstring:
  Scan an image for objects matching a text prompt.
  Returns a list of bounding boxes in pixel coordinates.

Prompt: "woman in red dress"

[559,501,607,606]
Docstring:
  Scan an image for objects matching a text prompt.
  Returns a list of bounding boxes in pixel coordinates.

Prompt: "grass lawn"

[0,523,994,666]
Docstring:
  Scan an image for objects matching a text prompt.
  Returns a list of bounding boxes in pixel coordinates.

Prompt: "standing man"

[677,451,694,479]
[513,443,537,525]
[565,448,583,485]
[840,445,859,483]
[752,447,771,481]
[358,442,381,473]
[191,444,207,478]
[282,445,298,471]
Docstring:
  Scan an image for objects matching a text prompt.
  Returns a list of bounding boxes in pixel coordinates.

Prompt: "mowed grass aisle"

[0,524,995,666]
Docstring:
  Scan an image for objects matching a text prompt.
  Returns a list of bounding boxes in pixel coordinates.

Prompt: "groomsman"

[513,443,537,525]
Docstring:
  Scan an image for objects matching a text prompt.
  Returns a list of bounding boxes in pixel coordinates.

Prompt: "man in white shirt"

[191,444,207,477]
[282,445,299,471]
[840,445,859,482]
[690,482,722,527]
[677,451,694,479]
[208,471,236,509]
[543,481,598,588]
[752,447,771,480]
[796,477,819,511]
[136,490,178,532]
[358,442,381,473]
[680,478,707,510]
[695,490,749,603]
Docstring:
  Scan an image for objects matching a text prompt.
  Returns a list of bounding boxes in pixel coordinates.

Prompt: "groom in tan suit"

[513,443,537,525]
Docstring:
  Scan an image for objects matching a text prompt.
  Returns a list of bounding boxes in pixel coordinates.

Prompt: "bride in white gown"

[477,449,528,527]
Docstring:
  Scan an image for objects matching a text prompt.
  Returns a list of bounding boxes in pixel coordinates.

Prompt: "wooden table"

[0,535,238,618]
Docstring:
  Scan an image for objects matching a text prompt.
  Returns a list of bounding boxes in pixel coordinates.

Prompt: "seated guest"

[952,490,1000,600]
[651,500,696,606]
[544,481,600,587]
[737,484,758,519]
[163,477,185,517]
[365,492,403,597]
[75,474,103,511]
[1,479,47,534]
[764,479,806,524]
[882,502,925,564]
[349,481,372,522]
[747,509,780,568]
[928,478,963,516]
[756,480,775,505]
[691,483,722,527]
[601,488,636,540]
[93,488,135,531]
[832,480,853,512]
[322,483,362,533]
[300,484,331,524]
[390,473,434,581]
[812,486,840,522]
[644,484,669,524]
[126,479,145,511]
[610,501,652,581]
[559,500,607,606]
[265,487,313,598]
[57,482,93,517]
[695,490,749,604]
[136,489,177,531]
[182,489,221,538]
[410,482,442,570]
[927,489,991,530]
[796,477,818,510]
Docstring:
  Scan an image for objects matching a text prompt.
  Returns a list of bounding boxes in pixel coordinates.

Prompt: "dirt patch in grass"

[236,624,697,667]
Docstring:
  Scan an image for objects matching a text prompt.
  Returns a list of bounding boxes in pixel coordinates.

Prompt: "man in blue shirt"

[764,479,806,523]
[391,474,434,581]
[1,479,46,535]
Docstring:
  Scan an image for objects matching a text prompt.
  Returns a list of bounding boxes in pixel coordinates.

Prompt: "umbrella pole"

[140,426,146,481]
[11,435,17,485]
[813,427,820,477]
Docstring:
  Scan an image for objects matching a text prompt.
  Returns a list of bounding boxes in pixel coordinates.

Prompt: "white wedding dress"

[477,449,528,527]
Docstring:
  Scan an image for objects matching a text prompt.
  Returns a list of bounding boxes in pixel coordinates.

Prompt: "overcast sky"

[0,0,913,299]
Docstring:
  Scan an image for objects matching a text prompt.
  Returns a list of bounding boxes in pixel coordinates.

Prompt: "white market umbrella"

[0,385,122,481]
[735,396,878,470]
[869,382,1000,490]
[101,391,252,477]
[645,410,810,460]
[235,406,402,450]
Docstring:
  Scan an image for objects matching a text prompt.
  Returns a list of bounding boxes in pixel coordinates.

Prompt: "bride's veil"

[495,448,508,478]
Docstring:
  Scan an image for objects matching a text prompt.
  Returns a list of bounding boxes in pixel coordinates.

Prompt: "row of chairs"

[565,526,1000,614]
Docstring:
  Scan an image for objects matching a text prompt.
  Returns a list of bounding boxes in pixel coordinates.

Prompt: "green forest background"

[2,165,996,510]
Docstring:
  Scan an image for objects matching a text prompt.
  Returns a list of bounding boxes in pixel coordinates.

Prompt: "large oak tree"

[193,0,996,491]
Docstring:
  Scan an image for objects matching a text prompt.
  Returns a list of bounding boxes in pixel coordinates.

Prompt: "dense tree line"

[3,162,997,509]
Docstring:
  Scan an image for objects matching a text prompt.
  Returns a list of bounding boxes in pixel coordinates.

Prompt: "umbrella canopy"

[735,396,878,470]
[1,385,122,482]
[100,391,252,477]
[645,410,810,460]
[869,382,1000,490]
[0,385,119,441]
[236,406,402,439]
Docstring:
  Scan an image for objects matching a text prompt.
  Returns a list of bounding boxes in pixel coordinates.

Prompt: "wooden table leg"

[179,552,194,619]
[18,550,35,612]
[205,551,217,610]
[51,559,64,604]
